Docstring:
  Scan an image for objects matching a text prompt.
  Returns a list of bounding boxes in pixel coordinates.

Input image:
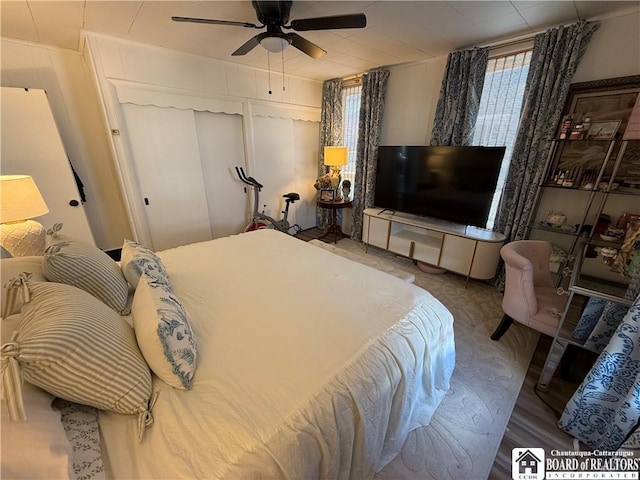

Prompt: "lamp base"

[0,220,46,257]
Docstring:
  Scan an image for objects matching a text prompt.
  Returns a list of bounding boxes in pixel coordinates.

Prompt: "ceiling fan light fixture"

[260,36,290,53]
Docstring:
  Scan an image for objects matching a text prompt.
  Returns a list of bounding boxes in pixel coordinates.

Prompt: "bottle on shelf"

[559,115,574,139]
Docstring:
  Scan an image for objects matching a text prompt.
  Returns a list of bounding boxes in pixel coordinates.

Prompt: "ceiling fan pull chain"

[281,49,286,92]
[267,51,273,95]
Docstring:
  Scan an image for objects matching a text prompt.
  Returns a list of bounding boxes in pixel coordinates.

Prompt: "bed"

[1,228,455,479]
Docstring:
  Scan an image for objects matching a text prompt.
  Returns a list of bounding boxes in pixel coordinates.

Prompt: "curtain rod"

[342,74,363,83]
[481,20,600,51]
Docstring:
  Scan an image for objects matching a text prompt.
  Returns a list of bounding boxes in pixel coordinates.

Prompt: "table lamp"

[324,146,348,192]
[1,175,50,257]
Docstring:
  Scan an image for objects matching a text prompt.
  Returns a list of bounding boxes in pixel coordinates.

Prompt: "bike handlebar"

[235,166,263,189]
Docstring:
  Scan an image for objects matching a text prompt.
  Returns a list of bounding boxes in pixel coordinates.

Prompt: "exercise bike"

[235,166,301,234]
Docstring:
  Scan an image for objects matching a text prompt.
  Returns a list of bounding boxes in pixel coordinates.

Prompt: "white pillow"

[1,314,73,480]
[42,233,130,314]
[1,278,154,438]
[121,239,170,289]
[132,274,197,389]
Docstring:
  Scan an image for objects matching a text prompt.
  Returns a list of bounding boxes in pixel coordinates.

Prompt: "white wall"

[573,10,640,83]
[2,9,636,249]
[1,38,131,250]
[380,10,640,146]
[83,33,323,249]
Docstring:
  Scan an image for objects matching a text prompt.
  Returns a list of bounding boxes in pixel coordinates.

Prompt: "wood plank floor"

[489,336,597,478]
[295,228,597,479]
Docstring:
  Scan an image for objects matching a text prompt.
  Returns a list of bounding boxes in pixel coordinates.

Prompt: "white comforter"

[99,230,455,479]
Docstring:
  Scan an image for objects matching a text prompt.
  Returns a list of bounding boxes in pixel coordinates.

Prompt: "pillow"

[2,314,73,480]
[42,229,130,314]
[0,277,154,439]
[132,274,197,389]
[1,379,73,480]
[1,256,46,317]
[121,239,170,289]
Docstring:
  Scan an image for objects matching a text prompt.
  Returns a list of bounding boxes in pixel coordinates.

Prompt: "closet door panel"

[252,116,295,225]
[194,111,247,237]
[121,104,211,251]
[292,120,320,230]
[251,116,318,231]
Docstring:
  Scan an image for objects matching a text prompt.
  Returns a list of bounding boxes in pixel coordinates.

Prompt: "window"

[341,81,362,187]
[473,49,532,229]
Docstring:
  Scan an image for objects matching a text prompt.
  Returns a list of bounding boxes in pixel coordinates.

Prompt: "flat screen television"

[374,145,506,228]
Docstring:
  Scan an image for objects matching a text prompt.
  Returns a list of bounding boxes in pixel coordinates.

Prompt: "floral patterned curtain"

[493,20,598,289]
[430,47,488,146]
[558,292,640,450]
[351,69,390,240]
[316,78,343,226]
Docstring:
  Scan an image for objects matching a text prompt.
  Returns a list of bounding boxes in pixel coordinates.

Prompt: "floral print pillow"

[121,239,170,289]
[132,273,196,389]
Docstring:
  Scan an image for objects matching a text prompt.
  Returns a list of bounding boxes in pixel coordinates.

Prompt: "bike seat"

[283,193,300,202]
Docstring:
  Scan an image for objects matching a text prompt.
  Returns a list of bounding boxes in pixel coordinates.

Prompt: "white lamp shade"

[260,36,290,53]
[1,175,49,223]
[324,146,348,166]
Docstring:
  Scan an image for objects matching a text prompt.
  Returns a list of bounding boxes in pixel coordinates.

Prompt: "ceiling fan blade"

[171,16,261,29]
[232,35,262,56]
[286,33,326,59]
[289,13,366,31]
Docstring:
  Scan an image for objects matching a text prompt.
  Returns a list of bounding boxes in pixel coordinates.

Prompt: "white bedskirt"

[99,230,455,479]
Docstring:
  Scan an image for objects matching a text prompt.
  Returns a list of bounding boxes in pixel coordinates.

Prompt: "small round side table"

[317,199,353,243]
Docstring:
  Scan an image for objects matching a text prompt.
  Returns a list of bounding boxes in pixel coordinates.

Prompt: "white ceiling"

[1,1,638,81]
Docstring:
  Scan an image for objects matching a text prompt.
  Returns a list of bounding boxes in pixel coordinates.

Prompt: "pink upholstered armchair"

[491,240,568,340]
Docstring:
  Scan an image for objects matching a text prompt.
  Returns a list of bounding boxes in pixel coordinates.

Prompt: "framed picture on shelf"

[586,120,622,139]
[320,189,335,202]
[561,75,640,139]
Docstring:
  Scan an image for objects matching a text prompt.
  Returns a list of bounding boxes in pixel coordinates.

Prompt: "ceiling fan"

[172,1,366,59]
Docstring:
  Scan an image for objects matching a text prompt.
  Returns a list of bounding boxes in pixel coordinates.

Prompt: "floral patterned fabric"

[351,69,390,240]
[572,270,640,350]
[316,78,343,227]
[493,20,597,289]
[430,47,488,146]
[558,293,640,450]
[53,399,105,480]
[131,273,197,390]
[120,238,170,289]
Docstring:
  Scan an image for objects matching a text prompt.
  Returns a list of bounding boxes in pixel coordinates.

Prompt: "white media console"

[362,208,506,281]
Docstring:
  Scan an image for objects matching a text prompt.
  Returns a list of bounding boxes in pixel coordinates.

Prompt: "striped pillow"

[121,239,170,289]
[1,279,153,432]
[42,236,130,315]
[1,256,46,317]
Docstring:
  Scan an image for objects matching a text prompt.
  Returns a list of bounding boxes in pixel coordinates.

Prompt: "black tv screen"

[374,145,506,228]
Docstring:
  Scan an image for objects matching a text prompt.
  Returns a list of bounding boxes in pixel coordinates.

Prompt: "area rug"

[322,239,538,480]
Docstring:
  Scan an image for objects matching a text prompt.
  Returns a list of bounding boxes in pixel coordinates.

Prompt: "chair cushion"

[530,286,567,336]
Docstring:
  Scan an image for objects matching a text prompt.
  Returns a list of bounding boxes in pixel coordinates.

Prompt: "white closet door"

[251,116,318,230]
[292,120,320,230]
[194,111,247,237]
[1,87,95,245]
[121,104,212,251]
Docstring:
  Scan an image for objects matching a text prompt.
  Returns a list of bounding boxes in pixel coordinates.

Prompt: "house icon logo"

[512,448,545,480]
